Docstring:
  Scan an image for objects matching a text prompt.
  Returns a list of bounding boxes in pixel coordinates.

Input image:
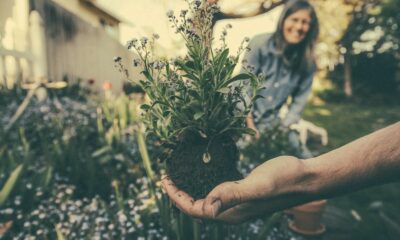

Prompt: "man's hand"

[162,123,400,224]
[162,175,266,224]
[162,156,306,224]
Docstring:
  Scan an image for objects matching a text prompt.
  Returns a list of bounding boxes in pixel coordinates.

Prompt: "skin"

[282,9,311,45]
[162,122,400,224]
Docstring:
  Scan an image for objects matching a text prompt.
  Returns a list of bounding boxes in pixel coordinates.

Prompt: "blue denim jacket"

[242,33,315,130]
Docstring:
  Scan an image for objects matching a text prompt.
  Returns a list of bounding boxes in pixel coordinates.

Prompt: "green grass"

[303,101,400,239]
[303,101,400,151]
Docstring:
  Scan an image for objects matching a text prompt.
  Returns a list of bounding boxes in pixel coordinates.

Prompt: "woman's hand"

[246,114,260,140]
[162,156,307,224]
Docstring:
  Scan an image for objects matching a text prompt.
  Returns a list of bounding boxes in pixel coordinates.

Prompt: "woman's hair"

[272,0,319,73]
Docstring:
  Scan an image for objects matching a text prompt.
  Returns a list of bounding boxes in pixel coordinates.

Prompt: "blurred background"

[0,0,399,239]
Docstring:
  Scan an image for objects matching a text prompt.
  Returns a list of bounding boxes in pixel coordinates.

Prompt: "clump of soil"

[166,134,242,199]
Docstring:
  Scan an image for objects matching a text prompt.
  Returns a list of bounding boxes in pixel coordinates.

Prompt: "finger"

[203,181,245,218]
[161,177,206,218]
[215,201,266,224]
[161,175,174,191]
[175,196,206,218]
[161,174,169,181]
[162,177,187,203]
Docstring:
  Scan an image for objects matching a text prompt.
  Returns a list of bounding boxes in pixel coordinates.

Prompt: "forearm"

[246,123,400,220]
[246,113,256,128]
[302,122,400,199]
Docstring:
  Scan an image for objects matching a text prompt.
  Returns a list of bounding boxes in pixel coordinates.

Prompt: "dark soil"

[166,135,242,199]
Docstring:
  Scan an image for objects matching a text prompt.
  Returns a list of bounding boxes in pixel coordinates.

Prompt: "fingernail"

[212,200,221,218]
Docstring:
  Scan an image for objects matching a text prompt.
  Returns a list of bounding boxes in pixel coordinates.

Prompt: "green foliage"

[0,87,144,200]
[0,165,23,207]
[122,1,262,146]
[241,124,297,165]
[0,84,279,239]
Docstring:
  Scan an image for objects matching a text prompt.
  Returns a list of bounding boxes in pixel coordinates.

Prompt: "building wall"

[41,1,138,93]
[45,15,139,94]
[51,0,120,39]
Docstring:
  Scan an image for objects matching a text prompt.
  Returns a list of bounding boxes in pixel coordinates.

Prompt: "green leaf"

[140,104,151,110]
[188,90,201,100]
[218,73,250,89]
[55,224,66,240]
[142,70,154,81]
[253,95,265,101]
[216,49,229,66]
[0,165,23,206]
[198,130,207,138]
[164,114,172,126]
[151,101,169,107]
[245,128,257,135]
[230,73,250,82]
[91,146,112,158]
[99,154,113,164]
[217,87,230,94]
[43,166,53,188]
[194,112,205,120]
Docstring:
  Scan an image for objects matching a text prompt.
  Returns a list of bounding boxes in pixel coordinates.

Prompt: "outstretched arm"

[162,122,400,224]
[303,121,400,198]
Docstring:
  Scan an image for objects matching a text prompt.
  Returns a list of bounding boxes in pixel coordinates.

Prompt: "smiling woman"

[244,0,319,159]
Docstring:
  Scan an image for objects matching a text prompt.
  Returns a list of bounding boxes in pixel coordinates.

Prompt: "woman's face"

[283,9,311,45]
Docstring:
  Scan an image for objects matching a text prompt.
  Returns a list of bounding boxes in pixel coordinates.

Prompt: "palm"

[162,156,302,223]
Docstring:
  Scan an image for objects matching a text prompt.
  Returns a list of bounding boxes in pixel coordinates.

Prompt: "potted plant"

[287,199,327,236]
[117,0,262,199]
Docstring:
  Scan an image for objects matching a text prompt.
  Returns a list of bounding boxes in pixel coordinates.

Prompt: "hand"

[162,156,307,224]
[246,115,260,140]
[251,126,261,140]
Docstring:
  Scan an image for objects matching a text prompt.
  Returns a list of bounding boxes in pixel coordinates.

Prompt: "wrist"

[267,157,309,196]
[273,157,321,200]
[256,157,320,212]
[300,157,324,198]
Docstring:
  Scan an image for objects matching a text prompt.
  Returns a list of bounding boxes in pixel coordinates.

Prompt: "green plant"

[0,165,23,207]
[241,124,297,165]
[118,0,262,198]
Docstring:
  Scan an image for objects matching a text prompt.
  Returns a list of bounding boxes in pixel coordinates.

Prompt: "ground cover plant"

[0,83,281,239]
[119,0,262,199]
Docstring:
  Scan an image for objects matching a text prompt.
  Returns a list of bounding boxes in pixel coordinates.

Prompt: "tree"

[338,0,400,97]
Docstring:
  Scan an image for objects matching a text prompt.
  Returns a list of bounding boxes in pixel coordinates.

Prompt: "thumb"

[202,181,245,218]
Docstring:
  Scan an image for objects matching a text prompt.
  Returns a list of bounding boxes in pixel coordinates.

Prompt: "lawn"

[303,100,400,240]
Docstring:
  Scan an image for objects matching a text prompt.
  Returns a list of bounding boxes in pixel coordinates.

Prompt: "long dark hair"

[272,0,319,73]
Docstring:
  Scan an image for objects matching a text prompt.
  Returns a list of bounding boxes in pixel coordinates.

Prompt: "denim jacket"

[242,33,315,130]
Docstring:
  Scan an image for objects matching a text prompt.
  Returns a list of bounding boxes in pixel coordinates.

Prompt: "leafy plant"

[130,3,260,146]
[0,165,23,207]
[117,0,262,198]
